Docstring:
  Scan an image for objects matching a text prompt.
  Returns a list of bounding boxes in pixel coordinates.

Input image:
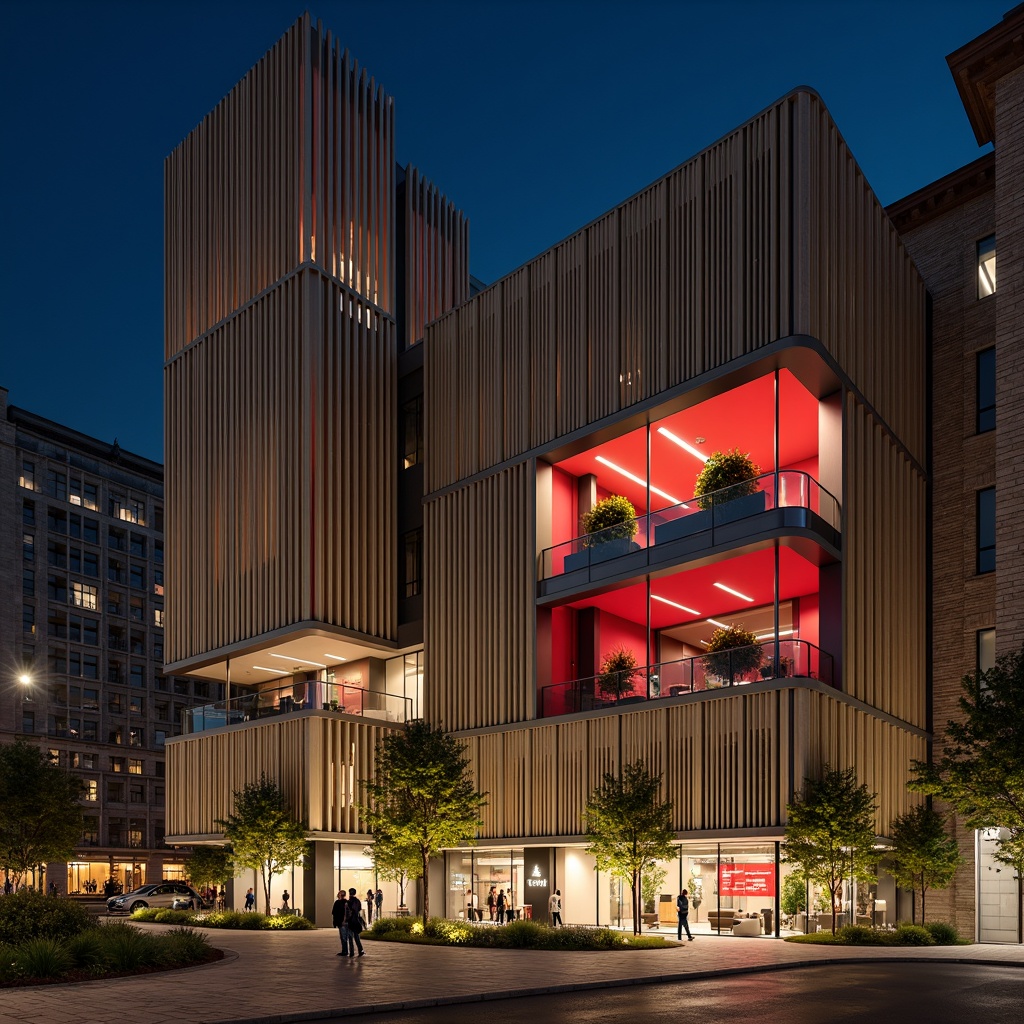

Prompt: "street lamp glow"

[18,673,31,685]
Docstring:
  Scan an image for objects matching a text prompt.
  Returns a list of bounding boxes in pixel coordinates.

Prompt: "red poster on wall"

[718,863,776,898]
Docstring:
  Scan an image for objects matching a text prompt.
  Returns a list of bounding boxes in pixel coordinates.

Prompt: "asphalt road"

[339,963,1024,1024]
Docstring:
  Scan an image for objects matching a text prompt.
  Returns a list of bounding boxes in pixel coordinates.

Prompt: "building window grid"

[977,347,995,433]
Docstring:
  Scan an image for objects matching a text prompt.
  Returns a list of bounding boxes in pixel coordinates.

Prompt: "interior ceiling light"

[595,455,683,505]
[755,629,796,640]
[713,582,755,602]
[252,665,281,673]
[323,652,349,661]
[270,653,327,668]
[706,618,731,629]
[651,594,701,616]
[657,426,708,463]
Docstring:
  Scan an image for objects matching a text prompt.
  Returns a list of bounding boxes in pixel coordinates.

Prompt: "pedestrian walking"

[375,888,383,920]
[333,890,351,956]
[677,889,694,941]
[496,888,507,924]
[366,888,375,924]
[486,885,497,921]
[244,887,255,912]
[548,888,562,926]
[347,888,366,955]
[281,889,290,913]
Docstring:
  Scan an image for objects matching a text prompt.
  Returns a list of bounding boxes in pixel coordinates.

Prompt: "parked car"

[106,881,204,914]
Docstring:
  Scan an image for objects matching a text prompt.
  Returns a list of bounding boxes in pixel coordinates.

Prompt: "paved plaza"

[1,925,1023,1024]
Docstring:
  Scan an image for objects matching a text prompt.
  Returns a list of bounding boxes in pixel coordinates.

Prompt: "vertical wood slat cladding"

[165,274,396,665]
[460,688,922,840]
[165,715,391,839]
[425,92,925,494]
[796,95,927,461]
[843,395,927,728]
[165,14,394,359]
[165,15,402,665]
[422,463,534,731]
[404,168,470,346]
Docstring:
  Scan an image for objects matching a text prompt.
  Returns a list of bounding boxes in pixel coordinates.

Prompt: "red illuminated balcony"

[541,469,839,583]
[538,639,835,718]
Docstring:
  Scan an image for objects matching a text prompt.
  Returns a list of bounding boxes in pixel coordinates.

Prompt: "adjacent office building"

[0,387,217,893]
[165,10,1022,941]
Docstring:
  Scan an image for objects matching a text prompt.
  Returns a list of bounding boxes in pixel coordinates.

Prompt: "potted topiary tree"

[597,645,640,700]
[701,624,763,686]
[655,448,763,544]
[565,494,640,571]
[695,448,764,525]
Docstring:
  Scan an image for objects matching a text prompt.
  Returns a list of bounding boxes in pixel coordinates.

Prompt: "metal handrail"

[538,639,836,718]
[541,470,840,578]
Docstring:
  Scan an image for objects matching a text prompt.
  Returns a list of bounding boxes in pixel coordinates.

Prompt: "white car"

[106,881,204,914]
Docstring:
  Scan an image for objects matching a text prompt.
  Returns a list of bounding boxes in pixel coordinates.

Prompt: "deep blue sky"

[0,0,1005,464]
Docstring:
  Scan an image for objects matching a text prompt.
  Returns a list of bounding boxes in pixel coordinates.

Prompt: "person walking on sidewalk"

[347,888,366,956]
[333,890,351,956]
[548,888,562,926]
[677,889,694,941]
[366,888,375,924]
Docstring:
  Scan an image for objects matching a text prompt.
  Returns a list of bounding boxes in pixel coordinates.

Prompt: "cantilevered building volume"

[165,10,1022,942]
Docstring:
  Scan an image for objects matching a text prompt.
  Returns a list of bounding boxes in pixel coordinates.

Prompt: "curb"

[201,955,1024,1024]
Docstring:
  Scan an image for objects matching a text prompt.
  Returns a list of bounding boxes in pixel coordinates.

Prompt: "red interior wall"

[551,466,577,547]
[595,610,648,668]
[797,592,819,647]
[550,606,576,684]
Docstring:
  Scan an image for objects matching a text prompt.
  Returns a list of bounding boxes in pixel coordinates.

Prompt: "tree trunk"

[631,872,641,935]
[920,882,926,925]
[421,848,429,927]
[261,865,271,916]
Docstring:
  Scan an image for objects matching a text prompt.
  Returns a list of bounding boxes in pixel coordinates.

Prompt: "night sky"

[0,0,1005,464]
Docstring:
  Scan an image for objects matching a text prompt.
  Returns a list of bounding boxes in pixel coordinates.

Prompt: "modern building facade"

[0,386,217,893]
[165,10,1021,941]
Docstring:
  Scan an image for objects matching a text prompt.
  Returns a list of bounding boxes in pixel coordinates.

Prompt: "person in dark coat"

[332,890,351,956]
[677,889,694,941]
[347,887,366,956]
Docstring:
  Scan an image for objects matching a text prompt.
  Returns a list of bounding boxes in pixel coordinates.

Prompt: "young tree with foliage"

[783,764,878,934]
[365,833,422,909]
[360,721,487,926]
[216,773,309,915]
[911,646,1024,938]
[0,740,83,886]
[184,845,234,892]
[887,805,962,924]
[584,761,676,935]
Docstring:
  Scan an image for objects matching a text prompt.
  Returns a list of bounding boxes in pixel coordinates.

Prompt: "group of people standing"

[332,888,368,957]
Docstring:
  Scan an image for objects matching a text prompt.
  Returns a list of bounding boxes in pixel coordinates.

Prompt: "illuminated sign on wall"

[718,863,775,898]
[527,863,548,888]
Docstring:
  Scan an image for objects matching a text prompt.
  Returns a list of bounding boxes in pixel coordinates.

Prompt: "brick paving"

[1,925,1022,1024]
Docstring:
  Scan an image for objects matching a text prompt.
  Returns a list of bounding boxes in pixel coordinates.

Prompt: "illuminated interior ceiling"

[552,370,820,513]
[563,546,819,632]
[182,633,422,687]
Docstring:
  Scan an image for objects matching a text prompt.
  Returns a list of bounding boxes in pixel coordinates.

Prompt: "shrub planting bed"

[130,907,315,930]
[368,916,672,950]
[785,922,967,947]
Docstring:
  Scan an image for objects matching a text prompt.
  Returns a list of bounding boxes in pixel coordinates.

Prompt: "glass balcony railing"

[538,639,835,718]
[183,680,413,734]
[542,471,839,578]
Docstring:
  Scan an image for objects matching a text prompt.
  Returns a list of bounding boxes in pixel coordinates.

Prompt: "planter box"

[712,490,767,526]
[655,509,711,544]
[564,537,638,572]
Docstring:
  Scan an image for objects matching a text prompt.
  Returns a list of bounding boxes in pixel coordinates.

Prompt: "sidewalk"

[1,925,1022,1024]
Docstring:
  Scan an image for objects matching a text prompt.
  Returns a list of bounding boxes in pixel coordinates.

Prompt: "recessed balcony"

[538,639,836,718]
[541,470,840,587]
[183,679,412,734]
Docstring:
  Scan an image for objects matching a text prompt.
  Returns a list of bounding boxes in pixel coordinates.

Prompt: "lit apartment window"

[977,487,995,574]
[68,478,98,509]
[153,608,164,627]
[977,628,996,675]
[83,779,98,802]
[128,758,143,775]
[110,757,125,773]
[70,581,98,610]
[19,460,35,490]
[977,235,996,297]
[129,727,144,747]
[402,396,424,469]
[977,348,995,432]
